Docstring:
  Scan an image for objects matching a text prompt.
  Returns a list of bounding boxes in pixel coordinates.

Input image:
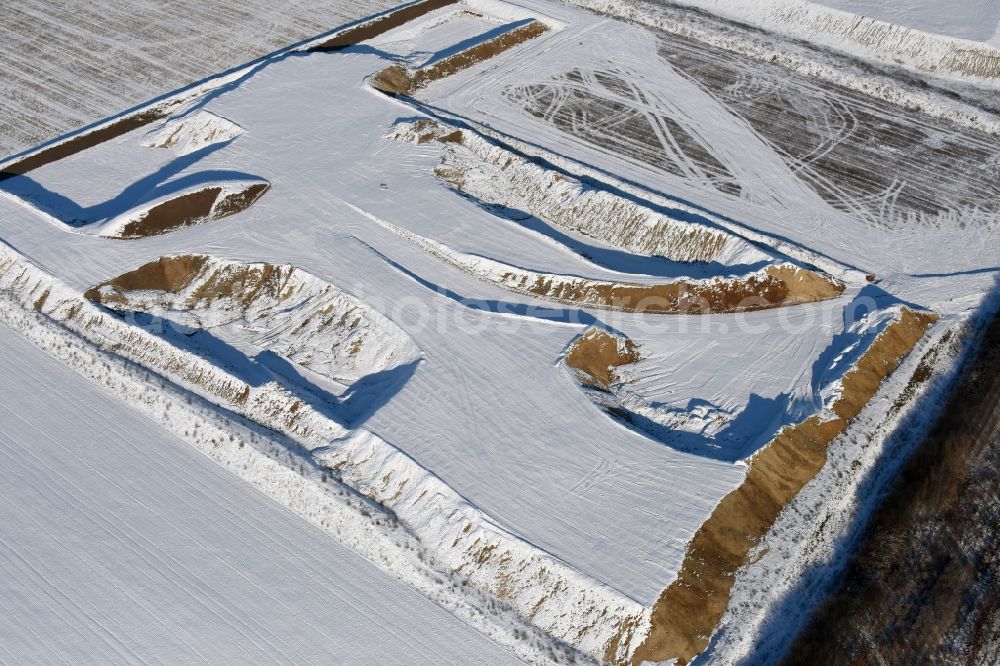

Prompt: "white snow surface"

[0,0,398,158]
[0,321,518,664]
[0,8,762,608]
[142,110,246,156]
[802,0,1000,42]
[570,0,1000,82]
[1,0,999,661]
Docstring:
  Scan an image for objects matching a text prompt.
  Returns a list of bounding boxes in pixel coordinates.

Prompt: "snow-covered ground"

[577,0,1000,81]
[0,322,517,664]
[1,0,997,663]
[0,21,750,608]
[0,0,394,158]
[810,0,1000,43]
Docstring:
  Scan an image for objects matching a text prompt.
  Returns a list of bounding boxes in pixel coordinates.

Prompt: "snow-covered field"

[574,0,1000,81]
[0,0,395,158]
[1,0,997,663]
[0,322,516,664]
[810,0,1000,43]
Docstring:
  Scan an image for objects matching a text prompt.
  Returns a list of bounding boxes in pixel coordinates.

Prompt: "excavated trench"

[632,308,937,665]
[783,308,1000,665]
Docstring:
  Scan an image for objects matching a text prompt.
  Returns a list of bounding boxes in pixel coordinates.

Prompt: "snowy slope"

[428,1,1000,308]
[811,0,1000,42]
[0,37,835,606]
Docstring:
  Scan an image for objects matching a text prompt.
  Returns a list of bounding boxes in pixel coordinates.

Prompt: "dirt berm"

[512,264,843,315]
[310,0,459,51]
[116,182,269,239]
[371,21,548,95]
[629,307,937,665]
[783,309,1000,665]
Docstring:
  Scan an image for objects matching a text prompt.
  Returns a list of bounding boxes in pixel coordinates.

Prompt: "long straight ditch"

[632,307,937,665]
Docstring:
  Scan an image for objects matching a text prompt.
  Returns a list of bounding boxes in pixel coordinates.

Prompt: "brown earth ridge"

[783,307,1000,665]
[630,307,937,664]
[372,21,549,95]
[116,182,270,239]
[0,0,457,180]
[85,254,295,310]
[508,264,843,315]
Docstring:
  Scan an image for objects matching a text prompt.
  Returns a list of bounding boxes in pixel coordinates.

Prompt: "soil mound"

[112,181,269,239]
[87,255,417,383]
[357,203,844,315]
[509,264,843,314]
[564,329,639,388]
[142,110,245,155]
[372,21,548,95]
[390,119,761,265]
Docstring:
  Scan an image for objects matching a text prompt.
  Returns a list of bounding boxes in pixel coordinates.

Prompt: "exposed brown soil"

[213,182,270,218]
[564,329,639,388]
[372,21,548,95]
[309,0,459,51]
[32,288,50,312]
[409,118,449,144]
[84,255,208,303]
[86,254,295,313]
[371,65,414,95]
[436,129,464,144]
[783,310,1000,666]
[767,265,846,304]
[0,108,166,180]
[116,181,268,239]
[118,187,221,239]
[631,308,937,665]
[501,264,843,315]
[187,262,292,310]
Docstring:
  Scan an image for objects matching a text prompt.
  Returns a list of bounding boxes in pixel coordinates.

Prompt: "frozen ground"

[575,0,1000,82]
[808,0,1000,42]
[0,322,517,664]
[0,0,393,158]
[1,0,997,663]
[434,3,1000,300]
